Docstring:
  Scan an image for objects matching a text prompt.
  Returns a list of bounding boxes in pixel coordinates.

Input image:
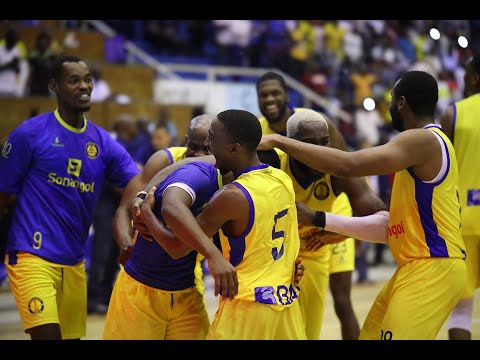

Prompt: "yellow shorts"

[359,257,466,340]
[461,235,480,298]
[103,268,209,340]
[6,252,86,339]
[194,254,205,296]
[298,251,331,340]
[329,237,355,274]
[206,297,306,340]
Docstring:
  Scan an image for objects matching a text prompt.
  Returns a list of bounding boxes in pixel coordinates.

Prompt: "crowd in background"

[1,19,478,307]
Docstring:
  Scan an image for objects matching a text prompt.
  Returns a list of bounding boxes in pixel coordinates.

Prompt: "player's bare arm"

[136,187,193,258]
[325,116,348,151]
[440,105,455,143]
[145,183,239,300]
[144,155,215,192]
[258,129,440,179]
[112,149,172,264]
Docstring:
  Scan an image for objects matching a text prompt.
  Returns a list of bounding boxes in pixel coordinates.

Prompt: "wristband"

[135,191,148,200]
[312,211,326,229]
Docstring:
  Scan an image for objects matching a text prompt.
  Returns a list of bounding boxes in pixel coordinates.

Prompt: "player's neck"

[232,157,263,178]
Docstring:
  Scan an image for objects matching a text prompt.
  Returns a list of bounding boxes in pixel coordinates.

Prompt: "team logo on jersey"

[254,286,277,305]
[86,142,99,159]
[67,158,82,177]
[314,181,330,200]
[2,140,12,159]
[28,297,44,314]
[51,136,64,147]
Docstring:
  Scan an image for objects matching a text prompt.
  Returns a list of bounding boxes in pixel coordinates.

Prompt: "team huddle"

[0,54,478,340]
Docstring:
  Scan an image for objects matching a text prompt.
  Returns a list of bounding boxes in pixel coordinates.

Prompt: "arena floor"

[1,262,479,340]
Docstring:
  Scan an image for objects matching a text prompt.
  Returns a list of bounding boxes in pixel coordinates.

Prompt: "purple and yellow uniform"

[451,94,480,299]
[359,125,466,340]
[0,109,139,338]
[103,161,222,340]
[207,164,306,340]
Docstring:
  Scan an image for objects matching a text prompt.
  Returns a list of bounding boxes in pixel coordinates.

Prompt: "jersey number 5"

[272,209,288,260]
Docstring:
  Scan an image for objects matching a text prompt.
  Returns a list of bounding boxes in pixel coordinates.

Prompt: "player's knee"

[448,297,474,331]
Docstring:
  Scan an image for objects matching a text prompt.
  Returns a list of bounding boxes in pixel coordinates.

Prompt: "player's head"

[389,70,438,132]
[205,109,262,174]
[287,109,330,178]
[151,121,172,151]
[256,71,290,125]
[113,113,137,143]
[49,55,93,113]
[463,54,480,98]
[185,114,215,158]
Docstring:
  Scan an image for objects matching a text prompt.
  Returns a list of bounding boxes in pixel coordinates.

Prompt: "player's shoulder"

[176,161,218,179]
[10,112,54,138]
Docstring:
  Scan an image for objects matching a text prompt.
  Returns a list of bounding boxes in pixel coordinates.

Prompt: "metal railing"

[86,20,347,120]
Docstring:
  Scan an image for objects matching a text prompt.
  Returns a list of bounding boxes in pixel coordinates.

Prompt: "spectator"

[0,27,29,97]
[90,65,112,102]
[28,30,62,96]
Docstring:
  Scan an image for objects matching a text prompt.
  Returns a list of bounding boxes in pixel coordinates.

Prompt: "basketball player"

[259,71,467,340]
[268,110,387,340]
[256,71,375,339]
[137,109,307,340]
[441,54,480,340]
[103,160,230,340]
[0,55,140,340]
[113,114,215,297]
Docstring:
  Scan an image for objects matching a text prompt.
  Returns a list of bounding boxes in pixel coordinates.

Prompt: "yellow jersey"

[388,125,465,267]
[218,164,300,310]
[164,146,188,163]
[275,148,341,257]
[452,94,480,236]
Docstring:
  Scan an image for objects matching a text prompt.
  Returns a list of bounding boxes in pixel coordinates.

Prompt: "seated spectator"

[0,27,29,97]
[90,65,112,102]
[150,119,174,151]
[28,30,62,96]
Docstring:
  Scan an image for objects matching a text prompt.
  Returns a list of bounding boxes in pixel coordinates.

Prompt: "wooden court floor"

[1,264,479,340]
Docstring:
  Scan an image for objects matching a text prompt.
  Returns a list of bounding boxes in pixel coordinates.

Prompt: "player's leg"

[298,252,330,339]
[448,235,480,340]
[166,287,210,340]
[380,258,466,340]
[358,273,394,340]
[58,261,87,339]
[329,271,360,339]
[206,298,277,340]
[6,253,63,339]
[329,238,359,340]
[103,268,168,340]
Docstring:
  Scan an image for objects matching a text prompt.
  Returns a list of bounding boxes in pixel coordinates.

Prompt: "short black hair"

[394,71,438,117]
[256,71,288,93]
[216,109,262,152]
[50,55,83,81]
[470,53,480,75]
[257,150,280,169]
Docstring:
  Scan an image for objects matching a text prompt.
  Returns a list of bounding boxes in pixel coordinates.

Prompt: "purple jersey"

[125,161,221,290]
[0,110,140,265]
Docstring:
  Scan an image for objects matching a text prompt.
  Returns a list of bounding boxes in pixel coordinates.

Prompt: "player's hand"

[207,254,238,300]
[295,201,316,226]
[257,134,280,151]
[303,231,326,251]
[132,187,156,241]
[303,231,347,251]
[132,196,144,218]
[293,257,304,288]
[315,231,347,245]
[118,244,133,266]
